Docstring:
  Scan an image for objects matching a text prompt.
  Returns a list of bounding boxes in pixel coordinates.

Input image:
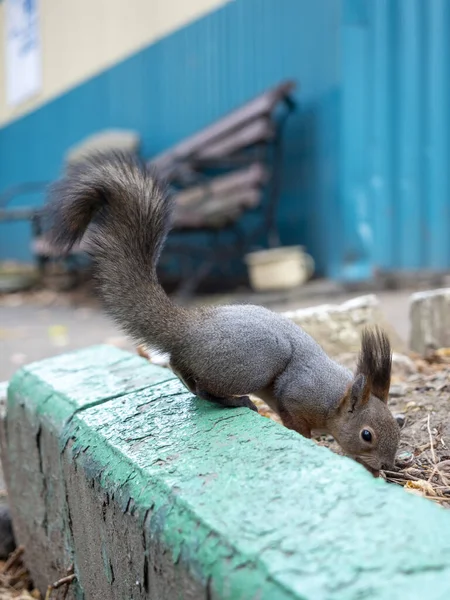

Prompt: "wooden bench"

[1,82,296,294]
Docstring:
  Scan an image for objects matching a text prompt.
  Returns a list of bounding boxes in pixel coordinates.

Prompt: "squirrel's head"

[333,327,400,476]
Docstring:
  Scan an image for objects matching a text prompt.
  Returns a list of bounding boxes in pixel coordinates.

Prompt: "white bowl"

[245,246,314,291]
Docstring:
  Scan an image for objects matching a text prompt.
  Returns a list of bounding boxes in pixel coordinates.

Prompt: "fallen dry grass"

[0,547,39,600]
[0,548,75,600]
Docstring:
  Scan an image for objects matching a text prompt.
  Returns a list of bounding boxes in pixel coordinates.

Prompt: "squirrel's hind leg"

[195,387,259,413]
[170,360,258,413]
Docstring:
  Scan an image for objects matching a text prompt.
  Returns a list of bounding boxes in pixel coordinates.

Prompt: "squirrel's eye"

[361,429,372,443]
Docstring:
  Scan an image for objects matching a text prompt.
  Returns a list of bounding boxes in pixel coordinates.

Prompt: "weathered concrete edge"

[4,347,450,600]
[1,346,176,596]
[6,345,176,424]
[64,391,450,600]
[62,405,298,600]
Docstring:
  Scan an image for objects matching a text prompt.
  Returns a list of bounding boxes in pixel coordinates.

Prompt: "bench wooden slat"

[173,189,260,229]
[175,163,267,208]
[150,80,295,170]
[172,209,242,230]
[195,118,274,161]
[177,188,260,218]
[0,208,40,222]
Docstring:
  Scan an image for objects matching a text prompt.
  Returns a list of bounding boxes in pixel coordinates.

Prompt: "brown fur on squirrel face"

[43,151,401,476]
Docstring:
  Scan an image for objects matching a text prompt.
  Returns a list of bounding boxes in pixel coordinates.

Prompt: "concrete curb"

[2,346,450,599]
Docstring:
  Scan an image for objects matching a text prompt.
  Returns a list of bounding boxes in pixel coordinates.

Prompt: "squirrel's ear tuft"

[356,327,392,403]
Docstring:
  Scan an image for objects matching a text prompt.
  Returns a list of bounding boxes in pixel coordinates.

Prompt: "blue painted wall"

[340,0,450,280]
[0,0,341,276]
[1,0,449,280]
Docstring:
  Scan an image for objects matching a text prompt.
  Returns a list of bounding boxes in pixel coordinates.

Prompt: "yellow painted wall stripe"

[0,0,228,127]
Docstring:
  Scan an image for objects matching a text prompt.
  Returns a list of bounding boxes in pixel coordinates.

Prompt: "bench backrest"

[149,80,296,180]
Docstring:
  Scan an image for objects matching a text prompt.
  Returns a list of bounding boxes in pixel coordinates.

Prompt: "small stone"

[395,451,414,469]
[394,413,406,428]
[389,384,407,398]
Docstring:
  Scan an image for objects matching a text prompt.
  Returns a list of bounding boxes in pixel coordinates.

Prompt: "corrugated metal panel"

[0,0,342,275]
[340,0,450,280]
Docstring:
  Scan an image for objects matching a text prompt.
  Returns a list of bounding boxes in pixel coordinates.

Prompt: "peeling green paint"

[3,346,450,600]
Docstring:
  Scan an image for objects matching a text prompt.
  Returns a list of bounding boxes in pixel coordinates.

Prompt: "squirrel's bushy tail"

[45,151,184,352]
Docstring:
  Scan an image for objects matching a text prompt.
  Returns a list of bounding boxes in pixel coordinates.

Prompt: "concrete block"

[409,288,450,354]
[283,294,406,356]
[2,346,450,599]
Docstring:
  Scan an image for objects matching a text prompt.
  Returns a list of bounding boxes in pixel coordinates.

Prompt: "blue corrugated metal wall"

[0,0,341,278]
[1,0,449,280]
[340,0,450,280]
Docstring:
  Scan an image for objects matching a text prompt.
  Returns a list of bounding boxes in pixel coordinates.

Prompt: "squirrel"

[43,151,400,476]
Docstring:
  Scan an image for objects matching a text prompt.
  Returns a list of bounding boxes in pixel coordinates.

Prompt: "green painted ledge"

[1,346,450,600]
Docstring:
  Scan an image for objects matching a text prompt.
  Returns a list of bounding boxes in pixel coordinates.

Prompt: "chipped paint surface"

[3,346,450,599]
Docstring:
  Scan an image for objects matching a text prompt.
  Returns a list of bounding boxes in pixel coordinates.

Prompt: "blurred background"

[0,0,449,379]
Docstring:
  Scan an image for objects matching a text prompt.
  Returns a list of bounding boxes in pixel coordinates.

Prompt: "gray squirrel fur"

[44,152,400,475]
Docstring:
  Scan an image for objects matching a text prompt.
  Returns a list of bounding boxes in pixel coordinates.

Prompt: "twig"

[386,478,407,486]
[434,459,450,487]
[428,465,438,484]
[427,413,437,482]
[432,484,450,491]
[1,545,25,573]
[383,470,420,482]
[7,566,28,586]
[415,442,431,455]
[44,566,76,600]
[422,495,450,503]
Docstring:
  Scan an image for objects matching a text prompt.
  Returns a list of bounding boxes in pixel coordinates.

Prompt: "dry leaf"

[47,325,68,347]
[405,479,436,496]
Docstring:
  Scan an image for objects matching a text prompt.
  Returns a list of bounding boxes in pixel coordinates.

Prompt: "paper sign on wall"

[5,0,42,106]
